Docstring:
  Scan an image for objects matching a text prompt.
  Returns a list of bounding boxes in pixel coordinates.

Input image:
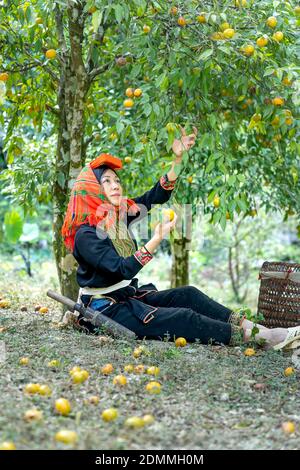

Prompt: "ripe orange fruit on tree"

[266,16,277,28]
[187,176,193,184]
[35,17,43,24]
[124,98,134,108]
[0,72,9,81]
[101,363,114,375]
[143,25,151,33]
[235,0,248,6]
[272,97,284,106]
[213,195,220,208]
[285,117,293,126]
[102,408,118,422]
[170,7,178,16]
[281,421,295,434]
[284,367,295,377]
[133,88,142,97]
[196,14,206,23]
[178,16,187,26]
[124,156,132,163]
[175,337,187,347]
[282,76,292,86]
[220,22,230,32]
[223,28,235,39]
[162,208,175,221]
[55,430,78,444]
[226,211,231,220]
[55,398,71,416]
[88,6,97,14]
[45,49,56,59]
[145,381,161,394]
[244,348,256,356]
[273,31,284,42]
[256,36,268,47]
[250,209,257,217]
[125,88,134,97]
[242,45,255,56]
[271,116,280,126]
[295,6,300,15]
[113,375,127,386]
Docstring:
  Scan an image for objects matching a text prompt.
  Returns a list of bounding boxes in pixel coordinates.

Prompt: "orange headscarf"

[61,153,140,252]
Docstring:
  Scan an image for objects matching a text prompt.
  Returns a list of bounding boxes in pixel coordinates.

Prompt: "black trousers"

[79,285,236,346]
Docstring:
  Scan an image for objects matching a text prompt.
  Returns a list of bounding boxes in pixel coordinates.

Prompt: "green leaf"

[92,10,103,31]
[4,210,23,244]
[199,49,213,61]
[113,4,125,23]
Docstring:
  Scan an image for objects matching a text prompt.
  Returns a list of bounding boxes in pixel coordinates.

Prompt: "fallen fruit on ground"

[55,430,78,444]
[143,414,155,425]
[113,375,127,386]
[281,421,296,434]
[19,357,29,365]
[244,348,256,356]
[284,367,295,377]
[55,398,71,416]
[0,441,16,450]
[145,381,161,394]
[175,337,187,348]
[101,363,114,375]
[24,408,43,422]
[124,416,145,428]
[101,408,118,422]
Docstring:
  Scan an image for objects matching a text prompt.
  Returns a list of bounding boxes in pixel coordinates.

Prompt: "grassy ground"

[0,263,299,450]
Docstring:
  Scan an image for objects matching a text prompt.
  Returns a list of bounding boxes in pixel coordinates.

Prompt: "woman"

[61,126,299,350]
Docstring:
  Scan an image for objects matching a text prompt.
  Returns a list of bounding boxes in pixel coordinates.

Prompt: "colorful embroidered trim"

[134,248,153,266]
[229,324,244,346]
[160,174,176,191]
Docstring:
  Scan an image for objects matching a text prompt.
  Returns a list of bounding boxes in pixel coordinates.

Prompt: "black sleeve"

[74,227,152,281]
[129,174,176,222]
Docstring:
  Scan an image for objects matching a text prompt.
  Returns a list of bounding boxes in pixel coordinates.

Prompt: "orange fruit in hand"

[162,208,175,222]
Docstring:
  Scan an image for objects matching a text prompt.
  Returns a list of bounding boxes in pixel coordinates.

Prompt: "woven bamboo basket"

[257,261,300,328]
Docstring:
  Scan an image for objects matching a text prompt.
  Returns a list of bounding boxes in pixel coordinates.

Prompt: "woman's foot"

[244,327,287,348]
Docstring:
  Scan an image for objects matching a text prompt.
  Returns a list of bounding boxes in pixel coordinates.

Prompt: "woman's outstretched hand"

[172,125,198,162]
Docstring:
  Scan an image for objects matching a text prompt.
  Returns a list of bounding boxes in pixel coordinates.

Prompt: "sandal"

[273,325,300,351]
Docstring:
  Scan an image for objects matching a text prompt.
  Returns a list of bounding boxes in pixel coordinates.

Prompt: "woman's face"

[100,168,123,206]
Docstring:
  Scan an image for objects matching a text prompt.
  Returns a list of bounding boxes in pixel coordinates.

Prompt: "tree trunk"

[171,237,189,287]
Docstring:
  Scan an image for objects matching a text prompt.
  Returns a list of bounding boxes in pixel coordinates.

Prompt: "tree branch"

[89,59,115,80]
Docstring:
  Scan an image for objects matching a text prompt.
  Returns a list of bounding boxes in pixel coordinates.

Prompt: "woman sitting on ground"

[61,126,299,351]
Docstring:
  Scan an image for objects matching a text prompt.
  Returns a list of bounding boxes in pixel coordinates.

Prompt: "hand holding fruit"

[154,211,177,241]
[172,125,198,162]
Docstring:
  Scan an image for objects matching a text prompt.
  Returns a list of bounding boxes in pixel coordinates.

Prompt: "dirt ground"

[0,274,299,450]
